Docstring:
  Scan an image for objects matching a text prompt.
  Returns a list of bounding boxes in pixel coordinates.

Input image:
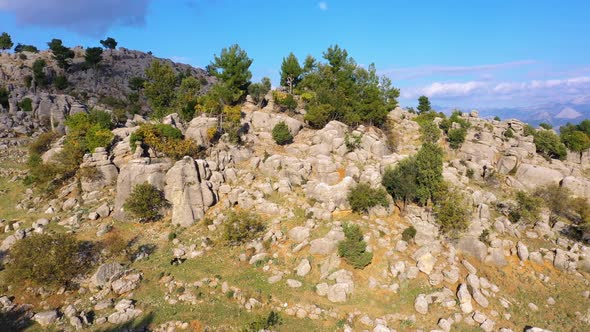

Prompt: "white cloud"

[422,81,485,97]
[0,0,151,36]
[381,60,535,80]
[318,2,328,11]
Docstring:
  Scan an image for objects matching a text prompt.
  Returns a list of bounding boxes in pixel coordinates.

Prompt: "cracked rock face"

[164,156,216,227]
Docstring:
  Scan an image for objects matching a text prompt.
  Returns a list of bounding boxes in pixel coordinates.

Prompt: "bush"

[85,124,114,152]
[533,130,567,160]
[539,122,553,130]
[223,211,265,245]
[523,124,536,137]
[124,182,170,221]
[130,123,197,159]
[0,86,8,109]
[243,311,282,332]
[271,121,293,145]
[509,191,543,224]
[53,75,69,90]
[29,131,58,155]
[504,127,514,138]
[32,59,48,87]
[347,183,388,213]
[247,77,271,105]
[420,121,441,143]
[433,186,470,235]
[494,116,501,121]
[401,226,417,242]
[18,97,32,112]
[6,233,91,287]
[338,223,372,269]
[535,184,572,219]
[447,127,467,149]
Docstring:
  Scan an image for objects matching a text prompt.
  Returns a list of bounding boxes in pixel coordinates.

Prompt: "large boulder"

[91,263,124,288]
[185,116,218,147]
[457,237,488,262]
[561,176,590,199]
[514,164,563,190]
[248,111,304,136]
[79,147,119,193]
[164,157,217,226]
[113,158,171,220]
[304,176,356,209]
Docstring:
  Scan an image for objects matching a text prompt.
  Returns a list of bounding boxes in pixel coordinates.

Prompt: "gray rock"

[414,294,429,314]
[327,283,349,303]
[416,252,436,275]
[517,241,529,261]
[457,283,474,313]
[286,279,302,288]
[296,258,312,277]
[111,273,142,295]
[91,263,124,287]
[288,226,310,243]
[33,310,58,326]
[458,237,488,262]
[310,238,337,255]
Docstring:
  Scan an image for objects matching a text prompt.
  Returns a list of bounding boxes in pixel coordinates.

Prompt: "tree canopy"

[100,37,118,50]
[0,32,13,51]
[417,95,431,114]
[144,60,177,119]
[47,39,74,69]
[208,44,253,105]
[84,47,103,68]
[280,52,302,93]
[297,45,399,128]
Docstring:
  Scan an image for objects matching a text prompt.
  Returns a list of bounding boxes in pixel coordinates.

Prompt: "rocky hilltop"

[1,46,590,332]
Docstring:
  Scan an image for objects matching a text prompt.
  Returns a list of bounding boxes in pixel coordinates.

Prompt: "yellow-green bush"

[223,211,265,245]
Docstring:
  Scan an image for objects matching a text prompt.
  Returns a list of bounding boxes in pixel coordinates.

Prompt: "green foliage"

[128,76,146,91]
[280,52,302,92]
[494,116,501,121]
[414,143,444,205]
[223,211,265,245]
[32,59,48,87]
[300,45,399,128]
[401,226,417,242]
[0,86,8,108]
[29,131,59,155]
[344,132,362,151]
[539,122,553,130]
[273,90,298,111]
[420,121,441,143]
[53,75,69,90]
[338,223,373,269]
[84,47,103,68]
[144,60,177,119]
[417,95,431,114]
[18,97,32,112]
[6,233,90,287]
[247,77,271,105]
[124,182,170,221]
[243,311,282,332]
[14,43,38,53]
[208,44,253,105]
[271,121,293,145]
[439,110,470,133]
[509,191,543,224]
[504,127,515,138]
[347,183,388,213]
[533,130,567,160]
[560,120,590,154]
[174,76,201,121]
[523,124,536,137]
[24,75,33,88]
[0,32,13,51]
[47,38,74,69]
[382,157,418,207]
[447,127,467,149]
[100,37,118,49]
[535,184,572,219]
[85,124,114,152]
[433,185,470,235]
[130,123,196,159]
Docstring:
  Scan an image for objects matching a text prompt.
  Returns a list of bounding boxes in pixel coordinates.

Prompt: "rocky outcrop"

[113,158,172,220]
[79,147,119,193]
[164,157,217,227]
[185,116,218,147]
[514,164,564,190]
[247,111,304,136]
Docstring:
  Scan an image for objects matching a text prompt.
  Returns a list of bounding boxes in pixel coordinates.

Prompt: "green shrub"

[223,211,265,245]
[504,127,514,138]
[533,130,567,160]
[523,124,536,137]
[420,121,441,144]
[85,124,114,152]
[247,77,271,105]
[466,168,475,178]
[509,191,543,224]
[401,226,417,242]
[271,121,293,145]
[433,186,470,235]
[130,123,197,159]
[0,86,8,109]
[32,59,47,87]
[494,116,501,121]
[6,233,91,287]
[447,127,467,149]
[539,122,553,130]
[347,183,388,213]
[243,311,282,332]
[18,97,32,112]
[124,182,170,221]
[344,132,362,151]
[53,75,69,90]
[29,131,58,155]
[338,223,373,269]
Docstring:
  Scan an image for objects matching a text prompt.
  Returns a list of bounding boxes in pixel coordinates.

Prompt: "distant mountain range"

[436,97,590,129]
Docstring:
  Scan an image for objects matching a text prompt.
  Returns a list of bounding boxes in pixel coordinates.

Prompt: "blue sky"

[1,0,589,109]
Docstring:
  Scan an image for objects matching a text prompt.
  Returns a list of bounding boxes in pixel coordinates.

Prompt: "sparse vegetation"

[533,129,567,160]
[223,211,265,245]
[433,185,470,235]
[402,226,417,242]
[130,123,197,159]
[509,191,543,224]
